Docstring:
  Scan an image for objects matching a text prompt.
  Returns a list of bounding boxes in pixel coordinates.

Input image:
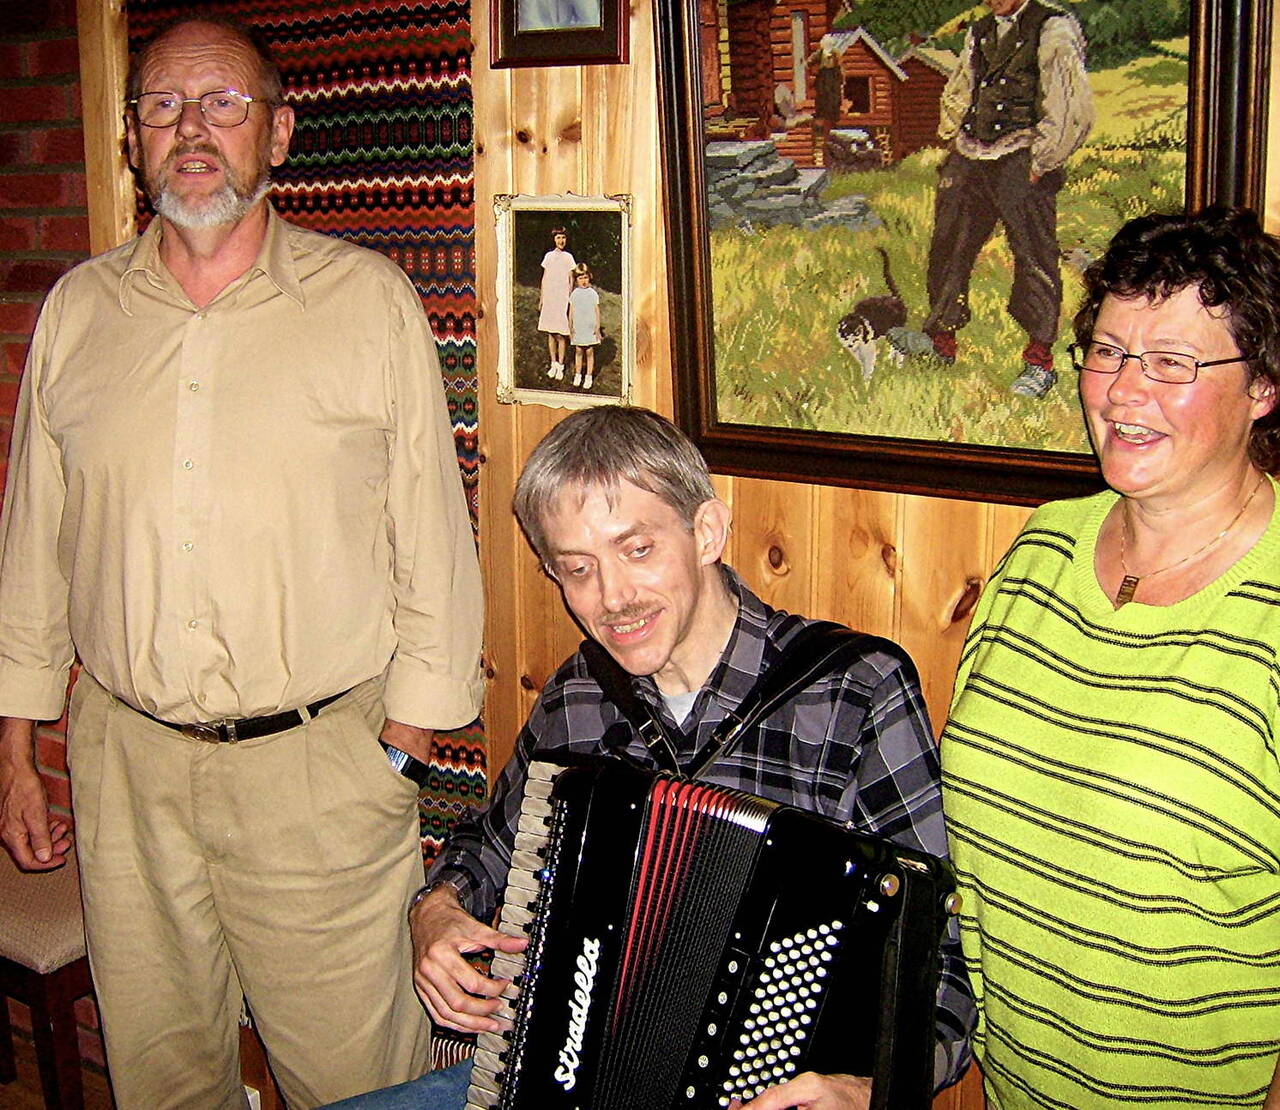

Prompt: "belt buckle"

[181,721,236,743]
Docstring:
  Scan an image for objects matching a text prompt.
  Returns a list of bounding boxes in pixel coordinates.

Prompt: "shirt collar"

[632,564,769,717]
[117,205,306,315]
[994,0,1029,24]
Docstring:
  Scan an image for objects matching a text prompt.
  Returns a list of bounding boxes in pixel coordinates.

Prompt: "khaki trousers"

[67,673,431,1109]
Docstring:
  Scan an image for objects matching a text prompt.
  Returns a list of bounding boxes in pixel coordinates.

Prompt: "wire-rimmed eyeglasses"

[128,89,264,129]
[1068,340,1249,385]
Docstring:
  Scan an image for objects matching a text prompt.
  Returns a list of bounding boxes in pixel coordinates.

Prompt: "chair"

[0,849,95,1110]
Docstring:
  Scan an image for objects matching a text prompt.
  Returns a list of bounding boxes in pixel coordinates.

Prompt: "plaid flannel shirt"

[430,566,975,1088]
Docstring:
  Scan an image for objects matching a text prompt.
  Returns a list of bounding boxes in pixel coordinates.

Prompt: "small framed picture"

[495,193,633,408]
[490,0,628,68]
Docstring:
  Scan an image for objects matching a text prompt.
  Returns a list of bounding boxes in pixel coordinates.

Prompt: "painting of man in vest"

[922,0,1093,399]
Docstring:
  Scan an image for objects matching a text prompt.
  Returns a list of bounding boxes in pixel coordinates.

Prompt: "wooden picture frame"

[495,193,634,408]
[656,0,1271,505]
[491,0,629,68]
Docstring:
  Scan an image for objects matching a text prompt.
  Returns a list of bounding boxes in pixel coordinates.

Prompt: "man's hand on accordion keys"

[408,883,528,1033]
[728,1071,872,1110]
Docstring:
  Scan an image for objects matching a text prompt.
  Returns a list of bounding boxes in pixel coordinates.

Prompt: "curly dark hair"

[1073,206,1280,472]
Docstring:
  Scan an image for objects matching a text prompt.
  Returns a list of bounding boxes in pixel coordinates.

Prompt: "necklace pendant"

[1115,574,1140,607]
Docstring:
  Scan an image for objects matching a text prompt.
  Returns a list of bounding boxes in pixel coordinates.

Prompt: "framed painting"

[491,0,629,67]
[656,0,1270,504]
[495,193,634,408]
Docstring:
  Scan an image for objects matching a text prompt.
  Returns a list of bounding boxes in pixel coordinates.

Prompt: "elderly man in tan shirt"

[0,16,483,1109]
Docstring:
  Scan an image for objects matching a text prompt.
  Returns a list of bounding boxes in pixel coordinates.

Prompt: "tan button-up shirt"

[0,209,484,727]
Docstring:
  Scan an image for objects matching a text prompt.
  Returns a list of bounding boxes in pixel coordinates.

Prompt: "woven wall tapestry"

[126,1,486,860]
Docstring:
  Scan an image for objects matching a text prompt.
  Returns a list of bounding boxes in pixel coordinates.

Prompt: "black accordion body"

[466,759,956,1110]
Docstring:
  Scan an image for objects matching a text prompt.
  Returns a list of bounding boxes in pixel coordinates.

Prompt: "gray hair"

[128,15,285,107]
[513,407,717,564]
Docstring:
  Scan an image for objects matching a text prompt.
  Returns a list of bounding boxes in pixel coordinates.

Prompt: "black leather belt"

[138,688,350,744]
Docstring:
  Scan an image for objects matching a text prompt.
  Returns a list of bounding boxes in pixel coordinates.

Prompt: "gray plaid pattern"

[430,567,974,1087]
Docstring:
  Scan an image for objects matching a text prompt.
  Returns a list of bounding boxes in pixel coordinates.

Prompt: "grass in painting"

[711,44,1188,454]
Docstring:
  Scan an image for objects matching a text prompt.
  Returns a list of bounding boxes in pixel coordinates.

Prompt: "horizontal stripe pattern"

[942,490,1280,1108]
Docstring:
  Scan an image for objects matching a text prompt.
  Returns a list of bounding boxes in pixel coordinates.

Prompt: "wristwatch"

[380,740,432,787]
[407,874,467,919]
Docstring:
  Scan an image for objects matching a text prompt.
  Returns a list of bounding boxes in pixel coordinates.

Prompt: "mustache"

[602,607,650,624]
[161,142,224,171]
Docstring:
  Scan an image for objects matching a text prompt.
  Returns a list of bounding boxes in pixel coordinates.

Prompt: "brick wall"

[0,0,89,819]
[0,0,106,1076]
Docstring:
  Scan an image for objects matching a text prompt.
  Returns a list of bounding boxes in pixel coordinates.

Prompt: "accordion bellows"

[468,759,955,1110]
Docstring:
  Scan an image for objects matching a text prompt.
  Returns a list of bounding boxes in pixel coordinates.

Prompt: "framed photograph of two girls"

[657,0,1271,503]
[495,194,634,408]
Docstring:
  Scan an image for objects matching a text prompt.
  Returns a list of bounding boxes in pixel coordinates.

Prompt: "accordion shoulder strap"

[581,619,903,777]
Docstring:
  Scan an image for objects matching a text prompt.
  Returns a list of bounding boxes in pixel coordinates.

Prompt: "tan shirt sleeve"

[0,281,76,720]
[380,272,485,730]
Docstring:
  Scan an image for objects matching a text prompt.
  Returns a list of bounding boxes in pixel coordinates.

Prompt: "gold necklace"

[1115,473,1267,606]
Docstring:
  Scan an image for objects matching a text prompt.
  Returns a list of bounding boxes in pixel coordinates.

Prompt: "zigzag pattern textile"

[126,0,486,861]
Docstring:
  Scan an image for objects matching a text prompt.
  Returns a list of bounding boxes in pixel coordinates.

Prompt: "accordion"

[465,759,958,1110]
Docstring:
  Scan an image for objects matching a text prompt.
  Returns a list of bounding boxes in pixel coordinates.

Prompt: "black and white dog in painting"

[837,246,908,381]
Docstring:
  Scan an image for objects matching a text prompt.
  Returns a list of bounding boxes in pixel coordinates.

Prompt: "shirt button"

[182,459,194,470]
[182,541,194,551]
[187,619,198,630]
[189,381,200,392]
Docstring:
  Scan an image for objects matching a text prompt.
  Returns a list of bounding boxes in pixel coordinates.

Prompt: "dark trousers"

[923,148,1065,345]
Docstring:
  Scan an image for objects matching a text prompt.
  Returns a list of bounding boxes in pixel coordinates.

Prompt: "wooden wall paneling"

[930,1066,987,1109]
[510,66,585,194]
[1268,7,1280,235]
[510,405,579,725]
[953,1067,989,1108]
[477,397,526,770]
[812,484,899,638]
[582,0,671,415]
[712,473,738,569]
[895,495,990,730]
[473,0,527,770]
[729,478,819,617]
[76,0,135,254]
[986,503,1033,574]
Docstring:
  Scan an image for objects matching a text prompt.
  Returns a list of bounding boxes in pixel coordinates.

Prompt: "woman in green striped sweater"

[942,207,1280,1109]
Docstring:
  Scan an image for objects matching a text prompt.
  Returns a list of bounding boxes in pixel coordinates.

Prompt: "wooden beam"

[76,0,136,255]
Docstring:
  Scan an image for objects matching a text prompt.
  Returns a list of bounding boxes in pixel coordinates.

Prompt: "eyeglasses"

[129,89,264,129]
[1068,341,1248,385]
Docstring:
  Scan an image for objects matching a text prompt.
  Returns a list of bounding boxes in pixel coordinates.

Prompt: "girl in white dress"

[537,229,575,379]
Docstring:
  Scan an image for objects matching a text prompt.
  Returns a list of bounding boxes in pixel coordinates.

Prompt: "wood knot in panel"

[766,544,788,573]
[560,120,582,143]
[515,129,531,144]
[519,674,537,691]
[880,543,897,577]
[950,577,983,625]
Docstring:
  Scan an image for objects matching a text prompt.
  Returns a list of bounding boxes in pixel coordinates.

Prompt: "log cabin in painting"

[697,0,954,167]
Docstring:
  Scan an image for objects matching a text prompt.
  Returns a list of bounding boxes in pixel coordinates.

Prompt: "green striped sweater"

[942,489,1280,1108]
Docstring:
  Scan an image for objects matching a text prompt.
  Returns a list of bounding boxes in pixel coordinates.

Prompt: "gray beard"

[153,174,271,230]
